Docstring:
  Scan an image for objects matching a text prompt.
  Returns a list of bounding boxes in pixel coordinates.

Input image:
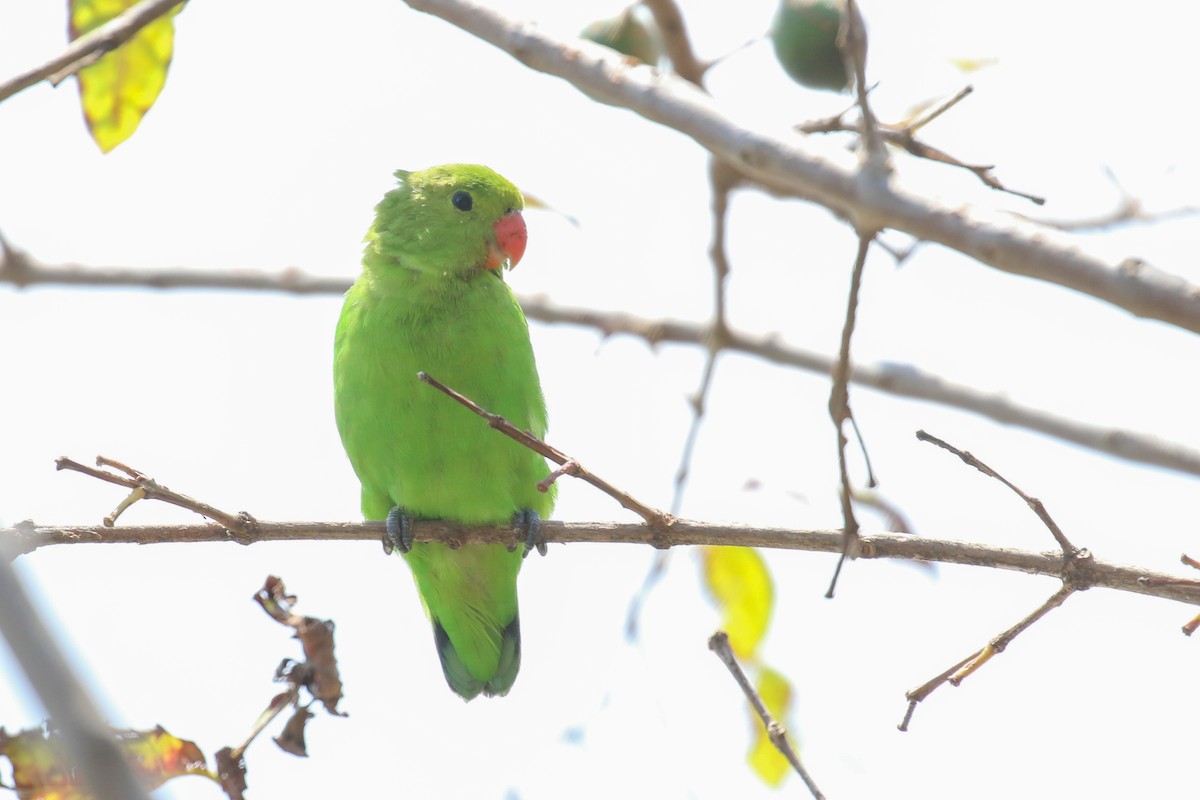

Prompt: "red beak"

[486,209,527,270]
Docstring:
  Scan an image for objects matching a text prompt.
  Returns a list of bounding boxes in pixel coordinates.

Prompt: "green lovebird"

[333,164,555,700]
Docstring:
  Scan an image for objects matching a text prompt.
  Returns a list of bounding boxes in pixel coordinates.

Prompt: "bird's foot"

[384,506,415,555]
[512,508,546,559]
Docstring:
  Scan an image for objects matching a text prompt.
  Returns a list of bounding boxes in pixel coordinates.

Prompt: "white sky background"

[1,0,1199,798]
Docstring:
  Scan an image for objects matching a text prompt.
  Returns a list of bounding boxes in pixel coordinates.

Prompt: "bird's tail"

[433,615,521,701]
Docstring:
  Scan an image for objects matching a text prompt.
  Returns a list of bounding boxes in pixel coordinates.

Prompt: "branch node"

[538,459,579,493]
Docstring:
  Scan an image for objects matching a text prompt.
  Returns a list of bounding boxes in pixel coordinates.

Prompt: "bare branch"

[841,0,887,177]
[826,232,875,597]
[641,0,706,84]
[901,583,1077,730]
[1013,166,1197,231]
[0,248,349,294]
[0,0,184,104]
[949,583,1077,686]
[2,252,1195,478]
[905,85,975,133]
[796,88,1044,203]
[708,631,825,799]
[669,156,737,515]
[916,430,1076,555]
[401,0,1200,334]
[56,456,259,542]
[9,517,1200,608]
[417,372,676,535]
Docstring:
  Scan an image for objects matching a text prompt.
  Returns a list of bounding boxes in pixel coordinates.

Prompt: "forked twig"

[901,430,1094,729]
[55,456,259,542]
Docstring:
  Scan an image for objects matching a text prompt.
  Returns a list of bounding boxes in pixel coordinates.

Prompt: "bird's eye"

[451,191,473,212]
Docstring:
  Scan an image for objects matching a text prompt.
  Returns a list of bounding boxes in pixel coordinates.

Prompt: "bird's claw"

[384,506,415,554]
[513,508,546,558]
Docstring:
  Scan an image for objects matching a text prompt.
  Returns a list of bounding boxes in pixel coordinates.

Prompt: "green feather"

[333,164,554,700]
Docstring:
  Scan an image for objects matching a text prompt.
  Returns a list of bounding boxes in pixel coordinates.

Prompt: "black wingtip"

[433,621,484,701]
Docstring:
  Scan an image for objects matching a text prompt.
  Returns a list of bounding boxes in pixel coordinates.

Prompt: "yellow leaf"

[119,725,208,789]
[70,0,185,152]
[0,725,78,800]
[700,546,773,660]
[947,56,999,74]
[0,724,209,799]
[747,666,795,788]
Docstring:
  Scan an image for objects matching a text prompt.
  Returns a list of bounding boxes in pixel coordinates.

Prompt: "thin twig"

[905,85,975,133]
[797,86,1044,204]
[886,133,1044,204]
[229,689,298,760]
[897,651,976,731]
[900,431,1089,728]
[417,372,676,535]
[1141,554,1200,634]
[640,0,706,85]
[848,415,877,488]
[841,0,887,178]
[0,249,350,294]
[708,631,824,799]
[1015,166,1197,230]
[0,0,185,104]
[949,584,1077,685]
[901,584,1077,729]
[916,430,1076,555]
[826,232,875,597]
[55,456,259,541]
[670,156,736,515]
[1021,200,1200,232]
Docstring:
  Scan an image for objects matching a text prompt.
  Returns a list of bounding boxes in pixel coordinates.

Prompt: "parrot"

[333,163,555,700]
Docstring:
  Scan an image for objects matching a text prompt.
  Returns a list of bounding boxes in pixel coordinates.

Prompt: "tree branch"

[640,0,705,85]
[0,0,185,104]
[401,0,1200,335]
[708,631,825,799]
[7,518,1200,607]
[2,251,1196,479]
[417,371,675,535]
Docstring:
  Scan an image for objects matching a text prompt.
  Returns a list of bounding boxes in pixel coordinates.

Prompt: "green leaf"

[69,0,184,152]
